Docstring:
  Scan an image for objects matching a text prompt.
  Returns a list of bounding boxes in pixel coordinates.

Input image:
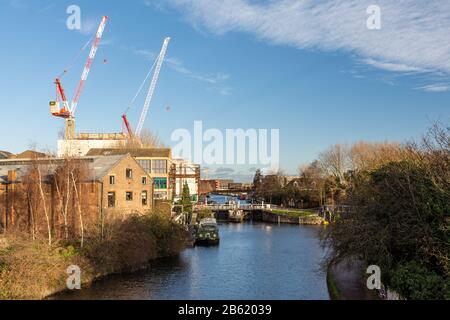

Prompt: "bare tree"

[71,171,84,248]
[350,141,403,171]
[36,164,52,245]
[118,129,165,149]
[318,144,350,182]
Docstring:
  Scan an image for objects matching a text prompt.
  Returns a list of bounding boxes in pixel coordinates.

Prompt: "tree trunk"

[71,172,84,248]
[37,166,52,245]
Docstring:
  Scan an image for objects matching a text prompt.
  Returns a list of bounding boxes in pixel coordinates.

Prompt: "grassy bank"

[0,212,189,300]
[270,209,316,218]
[326,264,341,300]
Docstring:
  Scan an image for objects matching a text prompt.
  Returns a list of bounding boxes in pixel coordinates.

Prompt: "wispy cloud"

[165,56,230,84]
[415,83,450,93]
[363,59,428,74]
[134,49,231,93]
[165,0,450,89]
[78,17,99,35]
[143,0,167,11]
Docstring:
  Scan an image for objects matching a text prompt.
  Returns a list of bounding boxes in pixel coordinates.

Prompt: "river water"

[53,195,329,300]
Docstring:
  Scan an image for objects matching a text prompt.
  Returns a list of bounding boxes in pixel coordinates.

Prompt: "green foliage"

[196,208,213,222]
[322,158,450,299]
[271,209,314,217]
[391,261,449,300]
[326,265,342,300]
[60,245,78,259]
[181,182,192,213]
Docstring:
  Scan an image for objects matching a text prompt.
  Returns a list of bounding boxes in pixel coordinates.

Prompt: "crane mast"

[134,37,170,137]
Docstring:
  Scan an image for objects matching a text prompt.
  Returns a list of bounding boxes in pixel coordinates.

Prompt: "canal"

[54,223,329,300]
[53,195,329,300]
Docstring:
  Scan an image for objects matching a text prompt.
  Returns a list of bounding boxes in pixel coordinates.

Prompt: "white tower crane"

[134,37,171,137]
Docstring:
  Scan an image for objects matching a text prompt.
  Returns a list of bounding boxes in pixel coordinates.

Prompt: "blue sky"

[0,0,449,181]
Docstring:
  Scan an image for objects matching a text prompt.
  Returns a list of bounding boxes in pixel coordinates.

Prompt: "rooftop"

[0,154,129,183]
[86,148,171,158]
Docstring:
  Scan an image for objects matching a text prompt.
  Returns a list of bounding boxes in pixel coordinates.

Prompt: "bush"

[390,261,449,300]
[196,208,213,222]
[322,152,449,299]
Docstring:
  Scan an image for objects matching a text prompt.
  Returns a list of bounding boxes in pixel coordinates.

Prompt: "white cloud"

[166,56,230,84]
[415,83,450,93]
[363,59,428,73]
[134,49,231,93]
[77,17,100,36]
[166,0,450,76]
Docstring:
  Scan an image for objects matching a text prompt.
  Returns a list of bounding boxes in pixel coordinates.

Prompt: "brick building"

[0,154,152,236]
[199,179,218,195]
[87,148,173,200]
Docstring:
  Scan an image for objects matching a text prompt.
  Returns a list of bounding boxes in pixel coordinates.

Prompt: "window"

[108,192,115,208]
[154,191,167,199]
[142,176,147,185]
[109,175,115,185]
[153,177,167,189]
[152,159,167,174]
[141,191,148,206]
[126,169,133,179]
[126,191,133,201]
[138,160,151,173]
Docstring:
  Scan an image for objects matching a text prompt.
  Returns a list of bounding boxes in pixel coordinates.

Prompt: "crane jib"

[134,37,171,137]
[71,16,108,115]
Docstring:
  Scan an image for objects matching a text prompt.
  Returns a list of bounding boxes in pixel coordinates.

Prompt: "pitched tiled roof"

[0,155,129,183]
[86,155,128,181]
[0,150,12,160]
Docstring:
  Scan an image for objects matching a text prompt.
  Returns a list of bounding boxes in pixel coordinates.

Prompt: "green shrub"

[196,208,213,222]
[390,261,449,300]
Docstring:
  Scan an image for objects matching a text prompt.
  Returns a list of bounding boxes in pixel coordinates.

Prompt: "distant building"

[57,133,127,157]
[199,179,219,195]
[215,179,233,190]
[170,158,200,202]
[264,174,298,187]
[9,150,49,159]
[228,182,243,190]
[0,151,12,160]
[282,175,298,186]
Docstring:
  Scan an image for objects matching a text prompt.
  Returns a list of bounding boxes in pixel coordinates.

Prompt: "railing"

[194,203,272,211]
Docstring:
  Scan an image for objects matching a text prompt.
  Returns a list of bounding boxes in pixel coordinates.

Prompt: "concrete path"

[330,259,379,300]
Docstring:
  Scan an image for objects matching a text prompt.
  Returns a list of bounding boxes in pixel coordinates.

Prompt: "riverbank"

[261,210,324,225]
[0,213,189,300]
[326,259,380,300]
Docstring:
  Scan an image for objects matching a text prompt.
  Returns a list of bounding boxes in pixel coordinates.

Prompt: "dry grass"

[0,212,189,300]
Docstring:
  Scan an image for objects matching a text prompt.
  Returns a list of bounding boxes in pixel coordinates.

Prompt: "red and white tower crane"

[50,16,108,140]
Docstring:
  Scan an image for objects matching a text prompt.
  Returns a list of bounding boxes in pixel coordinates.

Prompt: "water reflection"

[53,221,329,300]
